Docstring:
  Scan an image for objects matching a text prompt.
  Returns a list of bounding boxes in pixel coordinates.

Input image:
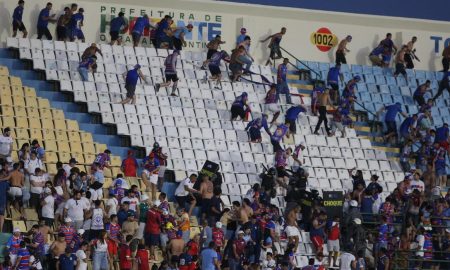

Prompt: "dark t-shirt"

[0,181,10,206]
[208,196,222,217]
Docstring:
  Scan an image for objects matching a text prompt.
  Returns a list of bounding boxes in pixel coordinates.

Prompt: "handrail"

[279,46,322,80]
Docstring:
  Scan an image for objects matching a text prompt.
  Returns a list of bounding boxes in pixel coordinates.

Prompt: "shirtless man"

[336,35,352,65]
[121,214,138,239]
[199,176,214,219]
[8,163,24,217]
[167,231,185,259]
[313,89,335,136]
[240,199,253,229]
[49,233,67,269]
[38,219,53,250]
[405,36,417,69]
[394,45,408,81]
[81,43,103,61]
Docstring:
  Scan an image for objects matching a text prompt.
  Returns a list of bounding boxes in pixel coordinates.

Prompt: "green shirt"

[138,202,149,223]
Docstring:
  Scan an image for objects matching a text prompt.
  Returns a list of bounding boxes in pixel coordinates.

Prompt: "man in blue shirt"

[201,242,220,270]
[69,8,85,42]
[285,105,307,134]
[276,58,292,104]
[399,114,418,141]
[208,50,230,89]
[110,12,128,45]
[59,247,77,270]
[230,92,250,121]
[435,123,449,144]
[37,2,56,40]
[327,64,341,104]
[120,64,146,104]
[236,28,247,46]
[368,45,386,67]
[172,23,193,50]
[78,57,96,82]
[12,0,27,38]
[377,102,408,144]
[379,33,398,67]
[156,15,173,49]
[155,50,180,96]
[413,80,431,106]
[245,114,271,143]
[132,14,152,47]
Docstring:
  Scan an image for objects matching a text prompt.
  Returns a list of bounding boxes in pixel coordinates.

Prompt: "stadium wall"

[0,0,449,71]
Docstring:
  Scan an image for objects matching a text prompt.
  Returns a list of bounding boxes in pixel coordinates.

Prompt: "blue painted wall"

[220,0,450,22]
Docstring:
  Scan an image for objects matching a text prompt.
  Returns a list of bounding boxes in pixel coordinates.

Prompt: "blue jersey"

[59,253,77,270]
[232,94,248,108]
[380,38,394,52]
[277,64,287,82]
[246,117,270,135]
[378,223,389,243]
[399,117,415,134]
[385,104,402,122]
[435,126,449,143]
[327,67,340,84]
[285,106,306,121]
[110,16,126,32]
[126,69,139,86]
[13,6,24,22]
[271,124,288,142]
[37,8,50,28]
[156,19,169,39]
[69,13,83,30]
[209,51,226,66]
[7,235,22,255]
[309,220,324,237]
[370,46,384,56]
[17,248,30,270]
[377,255,388,270]
[164,53,178,75]
[133,16,150,34]
[236,34,246,45]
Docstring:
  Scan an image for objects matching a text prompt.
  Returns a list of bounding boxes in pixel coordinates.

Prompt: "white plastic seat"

[353,149,364,159]
[345,158,356,169]
[357,159,369,170]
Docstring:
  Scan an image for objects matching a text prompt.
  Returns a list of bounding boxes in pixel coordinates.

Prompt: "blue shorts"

[132,32,141,42]
[382,54,391,64]
[436,167,446,176]
[70,29,84,40]
[145,233,160,247]
[276,82,289,94]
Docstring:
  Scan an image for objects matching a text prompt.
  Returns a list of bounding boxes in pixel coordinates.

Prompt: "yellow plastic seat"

[12,221,27,232]
[72,152,85,164]
[11,85,24,96]
[26,107,39,118]
[80,132,93,142]
[39,108,52,119]
[2,116,15,127]
[53,119,66,130]
[111,166,122,177]
[24,208,39,221]
[58,152,70,163]
[54,130,68,141]
[25,96,38,107]
[41,118,54,129]
[57,141,70,153]
[103,168,113,178]
[68,131,81,142]
[51,109,65,120]
[0,94,13,105]
[0,66,9,76]
[16,117,28,128]
[29,118,43,130]
[15,128,29,140]
[46,152,58,163]
[37,98,50,108]
[0,75,9,85]
[29,129,43,141]
[82,142,95,154]
[110,156,122,167]
[84,154,95,164]
[9,76,22,87]
[23,87,36,97]
[70,142,83,153]
[42,129,56,140]
[2,106,15,116]
[66,120,79,131]
[44,140,58,152]
[95,143,107,153]
[12,95,25,107]
[14,106,27,117]
[103,177,113,189]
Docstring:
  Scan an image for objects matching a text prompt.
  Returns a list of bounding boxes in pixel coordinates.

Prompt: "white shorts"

[265,103,280,114]
[9,187,23,197]
[149,174,158,185]
[9,254,17,266]
[158,166,166,178]
[285,225,300,238]
[327,239,340,252]
[136,222,146,239]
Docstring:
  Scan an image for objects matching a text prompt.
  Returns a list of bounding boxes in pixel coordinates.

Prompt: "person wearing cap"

[173,23,194,50]
[261,27,287,66]
[352,218,366,257]
[245,114,271,143]
[377,102,408,144]
[150,142,168,190]
[230,92,251,121]
[155,50,181,96]
[0,127,13,163]
[236,27,248,45]
[120,64,146,104]
[136,194,150,240]
[68,7,85,42]
[229,230,247,270]
[336,35,352,65]
[145,200,162,259]
[78,54,97,81]
[121,150,139,178]
[7,228,23,265]
[110,12,128,45]
[36,2,56,40]
[343,200,362,242]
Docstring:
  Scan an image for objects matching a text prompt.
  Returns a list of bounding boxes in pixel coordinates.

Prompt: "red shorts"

[440,141,449,151]
[108,239,118,255]
[311,235,324,250]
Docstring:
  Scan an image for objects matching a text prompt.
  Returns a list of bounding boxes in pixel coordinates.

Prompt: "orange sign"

[310,27,338,52]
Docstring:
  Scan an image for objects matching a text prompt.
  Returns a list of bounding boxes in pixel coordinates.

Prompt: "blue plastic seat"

[351,64,363,73]
[367,83,378,93]
[340,64,350,73]
[400,86,411,96]
[383,68,394,76]
[379,84,390,94]
[425,71,435,80]
[297,60,309,70]
[415,70,426,79]
[385,76,396,86]
[396,77,407,87]
[319,62,329,71]
[375,75,386,85]
[405,69,415,77]
[307,61,319,71]
[406,105,418,114]
[381,94,392,103]
[435,71,444,80]
[362,65,373,74]
[371,93,382,103]
[389,85,401,95]
[360,91,371,102]
[392,95,403,104]
[356,82,368,92]
[439,107,450,117]
[364,74,375,84]
[408,78,418,87]
[372,66,383,75]
[403,96,414,106]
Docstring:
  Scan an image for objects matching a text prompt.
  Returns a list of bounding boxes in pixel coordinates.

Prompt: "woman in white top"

[41,187,56,227]
[89,200,106,240]
[91,230,109,270]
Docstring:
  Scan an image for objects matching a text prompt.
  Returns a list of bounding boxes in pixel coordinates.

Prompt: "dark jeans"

[314,106,330,135]
[433,80,450,101]
[336,51,347,65]
[405,53,414,69]
[443,57,449,72]
[37,27,52,40]
[413,95,425,106]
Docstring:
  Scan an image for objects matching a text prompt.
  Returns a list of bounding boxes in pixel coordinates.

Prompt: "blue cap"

[354,75,361,81]
[242,92,248,97]
[134,64,141,69]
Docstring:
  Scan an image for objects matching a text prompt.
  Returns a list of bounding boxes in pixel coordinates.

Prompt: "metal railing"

[279,46,322,81]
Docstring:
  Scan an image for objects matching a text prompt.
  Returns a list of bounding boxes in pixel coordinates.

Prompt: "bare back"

[9,170,24,187]
[170,239,185,256]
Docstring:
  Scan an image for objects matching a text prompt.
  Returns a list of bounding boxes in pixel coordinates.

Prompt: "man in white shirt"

[112,174,129,189]
[121,189,139,212]
[76,241,89,270]
[41,187,55,225]
[410,171,425,194]
[174,174,200,210]
[64,191,88,230]
[30,168,47,213]
[106,192,118,217]
[0,127,13,163]
[63,158,78,177]
[24,151,44,179]
[340,246,356,270]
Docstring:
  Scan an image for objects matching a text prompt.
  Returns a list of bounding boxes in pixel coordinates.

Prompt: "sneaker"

[170,93,178,97]
[155,83,160,92]
[214,86,221,90]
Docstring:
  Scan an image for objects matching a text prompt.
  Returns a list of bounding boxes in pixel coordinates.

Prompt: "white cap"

[350,200,358,207]
[237,230,245,235]
[424,225,432,231]
[446,228,450,234]
[65,217,73,223]
[353,218,362,225]
[216,222,222,228]
[141,194,149,201]
[13,228,21,233]
[163,210,169,215]
[153,200,161,207]
[77,229,85,235]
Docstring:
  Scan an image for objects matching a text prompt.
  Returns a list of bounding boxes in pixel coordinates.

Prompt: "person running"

[12,0,27,38]
[432,71,450,102]
[236,36,254,75]
[264,84,281,125]
[377,102,408,144]
[405,36,417,69]
[208,50,230,89]
[155,50,180,96]
[120,64,145,104]
[394,45,408,81]
[110,12,128,45]
[172,23,193,50]
[261,27,287,66]
[276,58,292,104]
[442,44,450,72]
[205,35,226,62]
[68,8,85,42]
[327,64,341,104]
[245,114,272,143]
[270,123,290,152]
[230,92,250,121]
[336,35,352,65]
[413,80,431,106]
[285,105,307,135]
[368,45,386,67]
[379,33,398,66]
[37,2,56,40]
[56,7,70,41]
[81,43,103,61]
[341,75,360,107]
[314,89,334,136]
[131,14,152,47]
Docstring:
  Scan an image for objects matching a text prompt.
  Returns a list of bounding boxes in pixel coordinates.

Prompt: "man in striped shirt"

[155,50,180,96]
[15,241,30,270]
[106,214,121,270]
